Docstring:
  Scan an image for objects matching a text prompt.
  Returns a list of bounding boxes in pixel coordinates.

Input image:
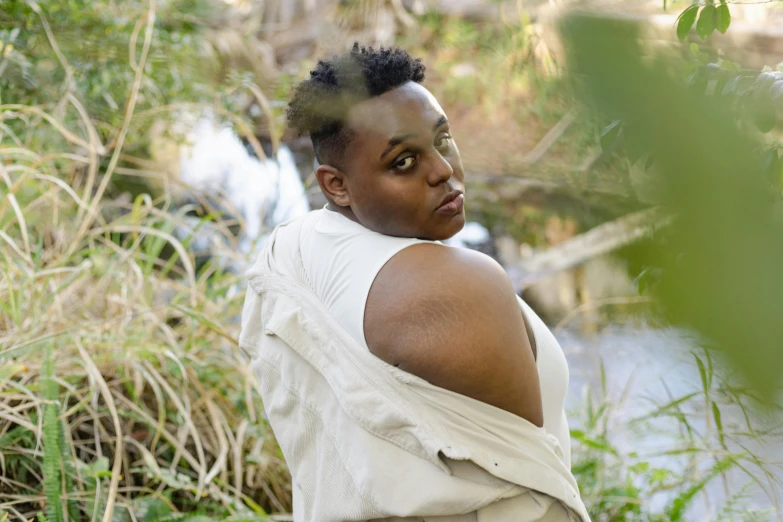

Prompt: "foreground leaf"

[677,5,700,42]
[716,4,731,34]
[696,5,716,40]
[560,13,783,399]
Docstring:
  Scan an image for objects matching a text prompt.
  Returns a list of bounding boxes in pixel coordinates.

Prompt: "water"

[172,116,311,273]
[178,117,311,246]
[558,322,783,519]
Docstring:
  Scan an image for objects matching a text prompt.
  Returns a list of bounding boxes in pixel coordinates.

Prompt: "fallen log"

[505,206,673,289]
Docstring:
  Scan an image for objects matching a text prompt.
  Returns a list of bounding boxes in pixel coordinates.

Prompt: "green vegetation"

[561,11,783,517]
[1,1,288,520]
[1,0,781,520]
[568,348,781,520]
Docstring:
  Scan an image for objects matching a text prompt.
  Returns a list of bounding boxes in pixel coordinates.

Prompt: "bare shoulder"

[365,243,543,424]
[364,243,517,353]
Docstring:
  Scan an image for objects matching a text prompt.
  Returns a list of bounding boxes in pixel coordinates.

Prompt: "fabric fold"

[240,217,591,522]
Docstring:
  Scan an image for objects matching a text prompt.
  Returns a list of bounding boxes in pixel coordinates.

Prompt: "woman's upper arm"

[364,244,544,425]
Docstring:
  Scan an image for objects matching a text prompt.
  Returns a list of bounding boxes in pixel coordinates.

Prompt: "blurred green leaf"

[560,13,783,399]
[695,355,710,393]
[637,391,701,421]
[571,429,619,455]
[650,468,671,485]
[91,456,110,475]
[677,5,700,42]
[711,400,727,449]
[716,4,731,34]
[134,496,173,522]
[752,100,776,133]
[697,5,716,40]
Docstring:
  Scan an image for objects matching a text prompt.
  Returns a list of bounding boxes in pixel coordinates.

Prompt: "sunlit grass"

[0,86,290,521]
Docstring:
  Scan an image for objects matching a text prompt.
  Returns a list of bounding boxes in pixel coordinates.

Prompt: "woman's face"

[328,81,466,241]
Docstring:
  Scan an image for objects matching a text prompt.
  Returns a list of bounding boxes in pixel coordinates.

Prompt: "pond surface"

[558,322,783,519]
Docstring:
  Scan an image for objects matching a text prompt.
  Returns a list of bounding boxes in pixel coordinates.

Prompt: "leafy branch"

[676,1,731,41]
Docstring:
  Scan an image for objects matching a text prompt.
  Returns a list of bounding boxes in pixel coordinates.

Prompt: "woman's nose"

[428,152,454,186]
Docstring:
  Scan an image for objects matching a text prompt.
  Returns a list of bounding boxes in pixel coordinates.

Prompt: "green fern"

[58,409,80,521]
[41,344,64,522]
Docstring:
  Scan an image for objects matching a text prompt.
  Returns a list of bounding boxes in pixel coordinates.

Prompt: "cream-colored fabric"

[240,216,590,522]
[298,207,572,467]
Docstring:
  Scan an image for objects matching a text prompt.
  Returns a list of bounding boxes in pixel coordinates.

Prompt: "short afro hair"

[286,43,426,167]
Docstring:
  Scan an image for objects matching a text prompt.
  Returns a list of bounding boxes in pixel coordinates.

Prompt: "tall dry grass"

[0,1,291,520]
[0,115,292,521]
[0,115,291,521]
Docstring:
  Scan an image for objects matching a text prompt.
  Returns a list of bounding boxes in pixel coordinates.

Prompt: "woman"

[240,44,588,522]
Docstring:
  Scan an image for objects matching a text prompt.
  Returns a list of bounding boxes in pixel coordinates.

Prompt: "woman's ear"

[316,164,352,207]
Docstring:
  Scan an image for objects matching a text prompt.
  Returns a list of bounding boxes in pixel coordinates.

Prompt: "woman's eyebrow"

[379,116,449,160]
[380,133,416,160]
[434,115,449,130]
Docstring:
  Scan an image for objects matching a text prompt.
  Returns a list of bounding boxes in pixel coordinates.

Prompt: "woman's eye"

[394,156,416,170]
[436,134,452,149]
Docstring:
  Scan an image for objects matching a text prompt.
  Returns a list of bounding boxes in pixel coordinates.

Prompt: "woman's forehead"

[346,82,447,140]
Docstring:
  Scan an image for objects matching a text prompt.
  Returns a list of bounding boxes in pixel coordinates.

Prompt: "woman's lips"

[437,193,464,215]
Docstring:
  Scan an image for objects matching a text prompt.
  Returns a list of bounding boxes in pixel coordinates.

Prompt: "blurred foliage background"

[1,0,782,520]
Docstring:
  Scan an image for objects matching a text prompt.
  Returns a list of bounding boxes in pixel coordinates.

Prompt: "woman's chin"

[429,213,466,241]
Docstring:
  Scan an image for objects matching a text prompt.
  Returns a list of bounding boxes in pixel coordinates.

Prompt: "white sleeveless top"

[299,207,572,467]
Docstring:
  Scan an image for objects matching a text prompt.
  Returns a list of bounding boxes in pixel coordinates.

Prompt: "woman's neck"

[325,203,361,225]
